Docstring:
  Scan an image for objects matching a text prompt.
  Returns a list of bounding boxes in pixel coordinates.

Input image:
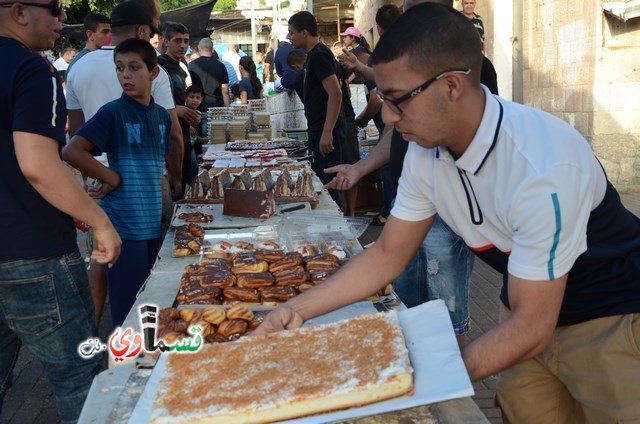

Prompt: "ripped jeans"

[393,216,474,335]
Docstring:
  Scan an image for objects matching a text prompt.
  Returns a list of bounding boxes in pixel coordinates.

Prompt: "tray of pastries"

[172,224,205,257]
[175,238,391,307]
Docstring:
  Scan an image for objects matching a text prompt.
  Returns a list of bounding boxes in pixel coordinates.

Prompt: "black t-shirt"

[0,37,76,259]
[335,62,354,118]
[188,56,229,109]
[158,55,192,187]
[389,57,501,186]
[238,77,255,100]
[265,49,275,81]
[303,43,342,132]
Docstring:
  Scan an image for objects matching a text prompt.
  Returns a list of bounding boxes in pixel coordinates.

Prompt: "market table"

[77,155,489,424]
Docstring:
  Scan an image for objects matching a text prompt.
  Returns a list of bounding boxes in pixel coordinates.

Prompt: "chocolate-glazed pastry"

[232,256,269,274]
[236,272,275,288]
[254,249,286,263]
[223,287,261,302]
[269,252,304,272]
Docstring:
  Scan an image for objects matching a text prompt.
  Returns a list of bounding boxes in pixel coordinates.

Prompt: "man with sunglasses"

[257,3,640,422]
[0,1,121,422]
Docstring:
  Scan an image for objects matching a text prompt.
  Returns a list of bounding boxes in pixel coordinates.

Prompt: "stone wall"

[592,15,640,189]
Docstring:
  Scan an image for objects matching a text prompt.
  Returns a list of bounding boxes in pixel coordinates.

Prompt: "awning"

[602,0,640,22]
[60,0,217,42]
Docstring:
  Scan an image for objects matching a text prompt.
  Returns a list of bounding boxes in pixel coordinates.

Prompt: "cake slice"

[149,311,413,424]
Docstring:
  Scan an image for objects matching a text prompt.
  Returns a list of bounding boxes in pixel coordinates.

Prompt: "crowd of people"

[1,0,639,423]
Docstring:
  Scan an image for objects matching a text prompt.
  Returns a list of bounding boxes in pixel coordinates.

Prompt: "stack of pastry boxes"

[185,164,315,202]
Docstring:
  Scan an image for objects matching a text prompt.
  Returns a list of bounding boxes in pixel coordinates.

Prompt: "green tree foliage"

[213,0,237,11]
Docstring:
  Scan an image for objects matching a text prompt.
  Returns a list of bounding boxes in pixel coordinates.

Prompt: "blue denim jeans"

[0,251,102,424]
[394,216,474,334]
[307,120,345,208]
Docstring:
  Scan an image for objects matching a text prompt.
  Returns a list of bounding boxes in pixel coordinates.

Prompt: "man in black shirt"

[188,38,230,109]
[158,22,201,192]
[288,11,345,207]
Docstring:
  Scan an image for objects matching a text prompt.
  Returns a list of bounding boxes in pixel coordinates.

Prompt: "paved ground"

[3,192,640,423]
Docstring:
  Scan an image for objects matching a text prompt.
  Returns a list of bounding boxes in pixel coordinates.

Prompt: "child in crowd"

[238,55,263,103]
[254,51,265,83]
[230,83,242,104]
[62,39,172,327]
[286,49,307,101]
[185,84,207,156]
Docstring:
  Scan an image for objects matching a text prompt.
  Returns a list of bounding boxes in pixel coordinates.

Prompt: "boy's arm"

[62,135,121,189]
[356,91,383,127]
[221,84,230,107]
[320,74,342,156]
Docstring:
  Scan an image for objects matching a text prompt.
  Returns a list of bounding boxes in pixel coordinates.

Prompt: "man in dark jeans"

[0,2,121,422]
[287,11,345,207]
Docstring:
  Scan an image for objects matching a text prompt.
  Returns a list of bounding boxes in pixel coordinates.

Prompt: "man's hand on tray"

[252,306,305,335]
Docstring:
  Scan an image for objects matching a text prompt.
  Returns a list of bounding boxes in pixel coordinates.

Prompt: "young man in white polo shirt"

[256,3,640,422]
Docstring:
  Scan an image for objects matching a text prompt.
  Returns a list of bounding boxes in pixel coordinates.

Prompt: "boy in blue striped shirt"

[63,39,172,326]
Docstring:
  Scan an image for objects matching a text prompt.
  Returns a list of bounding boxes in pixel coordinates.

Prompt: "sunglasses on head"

[0,0,63,16]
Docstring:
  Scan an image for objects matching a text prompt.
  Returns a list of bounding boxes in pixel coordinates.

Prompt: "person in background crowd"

[67,12,111,74]
[63,39,170,328]
[461,0,484,44]
[254,50,265,83]
[158,22,201,192]
[185,84,207,155]
[258,4,640,423]
[188,38,230,109]
[186,42,200,62]
[340,26,370,55]
[286,49,306,100]
[230,83,242,104]
[264,39,275,82]
[220,56,238,100]
[222,43,241,82]
[331,40,345,58]
[273,40,302,92]
[287,11,344,207]
[0,2,121,421]
[53,46,78,72]
[65,1,184,327]
[238,55,263,102]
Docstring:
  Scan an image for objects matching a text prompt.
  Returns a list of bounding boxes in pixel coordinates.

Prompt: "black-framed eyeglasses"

[376,68,471,115]
[0,0,62,16]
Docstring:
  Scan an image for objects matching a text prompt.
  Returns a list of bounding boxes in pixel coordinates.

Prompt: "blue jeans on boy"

[0,251,102,423]
[307,120,345,208]
[394,216,474,335]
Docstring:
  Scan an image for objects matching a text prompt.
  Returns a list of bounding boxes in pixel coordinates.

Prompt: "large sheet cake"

[149,311,413,423]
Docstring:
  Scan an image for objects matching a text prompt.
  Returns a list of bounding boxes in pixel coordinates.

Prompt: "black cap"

[110,2,159,35]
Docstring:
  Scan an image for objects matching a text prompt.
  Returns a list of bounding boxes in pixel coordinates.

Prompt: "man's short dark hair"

[114,38,158,71]
[375,4,401,31]
[163,22,188,40]
[371,3,482,82]
[186,85,203,96]
[83,12,109,32]
[288,11,317,37]
[286,49,307,68]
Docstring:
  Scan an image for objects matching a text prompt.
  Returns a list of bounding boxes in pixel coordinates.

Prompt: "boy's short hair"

[375,4,401,31]
[230,83,241,98]
[286,49,307,68]
[186,85,204,96]
[83,12,109,32]
[114,38,158,71]
[288,11,318,37]
[163,22,189,41]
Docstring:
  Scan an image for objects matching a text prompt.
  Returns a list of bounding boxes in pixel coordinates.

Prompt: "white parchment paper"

[129,300,473,423]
